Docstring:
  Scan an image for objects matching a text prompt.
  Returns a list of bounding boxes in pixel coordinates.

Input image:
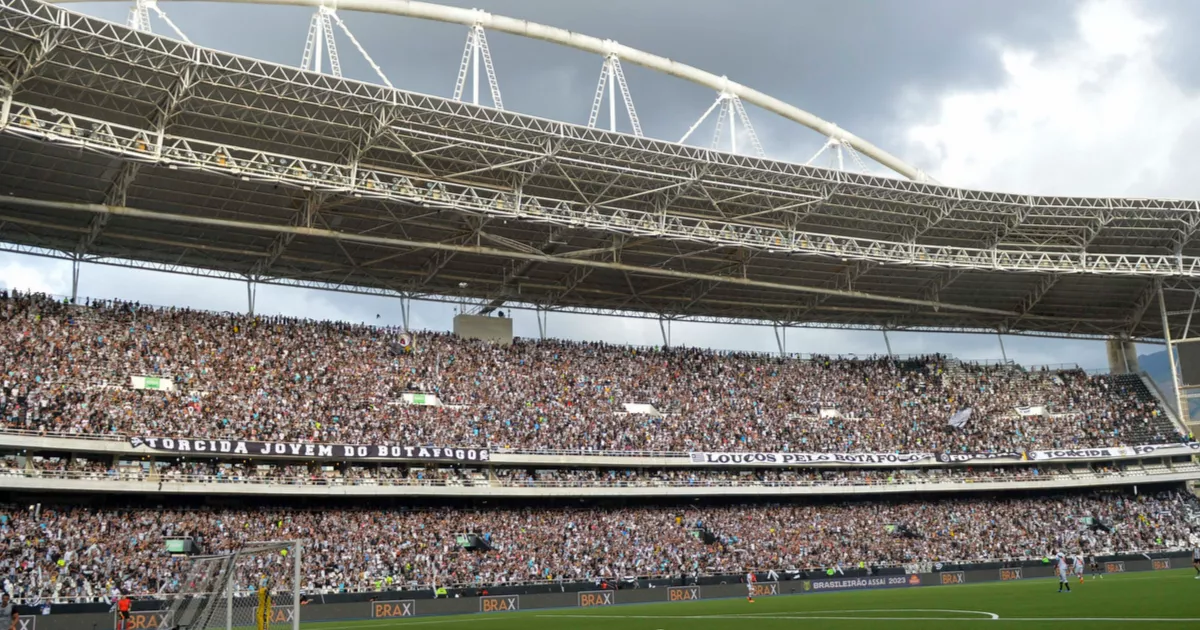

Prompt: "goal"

[155,541,301,630]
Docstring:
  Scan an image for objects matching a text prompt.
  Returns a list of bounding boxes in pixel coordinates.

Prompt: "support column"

[535,307,548,340]
[658,317,671,348]
[1158,284,1188,423]
[1182,290,1199,339]
[70,257,81,304]
[1105,338,1140,374]
[882,330,894,357]
[472,27,481,106]
[399,293,411,331]
[607,57,616,132]
[0,87,12,133]
[997,334,1008,363]
[246,278,257,316]
[773,323,787,357]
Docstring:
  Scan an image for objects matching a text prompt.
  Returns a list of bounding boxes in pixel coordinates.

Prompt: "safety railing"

[0,467,1141,488]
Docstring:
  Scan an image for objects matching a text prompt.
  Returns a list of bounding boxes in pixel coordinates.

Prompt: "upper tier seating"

[0,290,1185,453]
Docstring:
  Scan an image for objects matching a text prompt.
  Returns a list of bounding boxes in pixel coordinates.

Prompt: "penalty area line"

[737,609,1000,620]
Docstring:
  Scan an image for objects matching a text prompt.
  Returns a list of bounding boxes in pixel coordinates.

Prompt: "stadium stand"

[0,491,1195,602]
[0,291,1185,454]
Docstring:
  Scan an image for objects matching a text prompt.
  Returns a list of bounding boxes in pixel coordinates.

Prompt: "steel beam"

[55,0,931,180]
[1003,273,1061,330]
[5,96,1200,276]
[0,235,1167,342]
[250,191,328,277]
[0,195,1028,318]
[476,225,569,315]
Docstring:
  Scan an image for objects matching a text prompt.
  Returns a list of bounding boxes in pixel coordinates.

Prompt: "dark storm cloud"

[1148,0,1200,94]
[73,0,1077,166]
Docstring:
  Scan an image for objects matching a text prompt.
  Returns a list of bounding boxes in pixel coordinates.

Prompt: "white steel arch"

[50,0,932,182]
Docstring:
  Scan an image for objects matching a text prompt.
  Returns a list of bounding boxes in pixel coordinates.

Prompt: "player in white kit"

[1192,546,1199,579]
[1056,552,1071,593]
[1073,555,1085,584]
[746,571,757,603]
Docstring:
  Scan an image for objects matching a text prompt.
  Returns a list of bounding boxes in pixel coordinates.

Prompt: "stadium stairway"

[1185,494,1200,523]
[942,358,966,384]
[1110,374,1185,443]
[1135,372,1192,437]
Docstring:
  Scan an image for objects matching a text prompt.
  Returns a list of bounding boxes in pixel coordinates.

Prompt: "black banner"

[129,437,488,463]
[999,567,1023,581]
[803,574,921,593]
[578,591,614,607]
[480,595,519,613]
[667,586,701,601]
[940,571,966,585]
[372,600,415,618]
[749,582,780,597]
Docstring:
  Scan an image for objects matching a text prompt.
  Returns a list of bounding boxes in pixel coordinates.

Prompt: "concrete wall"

[453,314,513,345]
[6,471,1200,498]
[19,554,1191,630]
[1106,339,1140,374]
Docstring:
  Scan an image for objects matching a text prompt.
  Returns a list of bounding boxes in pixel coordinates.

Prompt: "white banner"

[1129,442,1200,457]
[689,452,933,466]
[690,443,1200,467]
[1028,443,1200,461]
[1014,405,1048,417]
[947,408,973,428]
[1025,447,1135,461]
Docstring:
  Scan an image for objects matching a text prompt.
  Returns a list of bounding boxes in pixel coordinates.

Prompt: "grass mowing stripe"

[299,570,1200,630]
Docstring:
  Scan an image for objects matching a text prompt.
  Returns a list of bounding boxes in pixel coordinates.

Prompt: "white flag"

[948,408,973,428]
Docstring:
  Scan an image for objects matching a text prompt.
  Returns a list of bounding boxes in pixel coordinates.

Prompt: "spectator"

[0,290,1183,454]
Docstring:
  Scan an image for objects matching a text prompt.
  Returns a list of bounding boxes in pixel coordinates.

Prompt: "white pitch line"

[313,617,508,629]
[537,614,990,622]
[736,608,1000,620]
[982,620,1200,624]
[536,614,1200,623]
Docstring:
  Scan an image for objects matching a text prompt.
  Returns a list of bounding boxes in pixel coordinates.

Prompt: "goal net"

[154,541,301,630]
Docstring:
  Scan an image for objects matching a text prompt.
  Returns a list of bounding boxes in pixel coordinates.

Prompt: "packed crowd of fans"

[0,491,1195,602]
[4,456,1101,486]
[0,290,1185,453]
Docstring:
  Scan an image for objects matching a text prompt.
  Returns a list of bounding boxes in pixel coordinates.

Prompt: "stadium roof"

[3,0,1200,341]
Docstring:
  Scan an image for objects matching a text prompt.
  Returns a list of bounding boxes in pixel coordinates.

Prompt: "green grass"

[303,569,1200,629]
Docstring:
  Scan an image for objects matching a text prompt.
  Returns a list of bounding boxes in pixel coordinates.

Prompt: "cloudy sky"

[4,0,1196,366]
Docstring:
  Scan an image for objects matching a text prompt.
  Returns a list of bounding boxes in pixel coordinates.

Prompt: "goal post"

[155,540,302,630]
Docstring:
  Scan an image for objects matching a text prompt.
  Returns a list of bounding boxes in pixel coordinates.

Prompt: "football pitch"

[302,569,1200,630]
